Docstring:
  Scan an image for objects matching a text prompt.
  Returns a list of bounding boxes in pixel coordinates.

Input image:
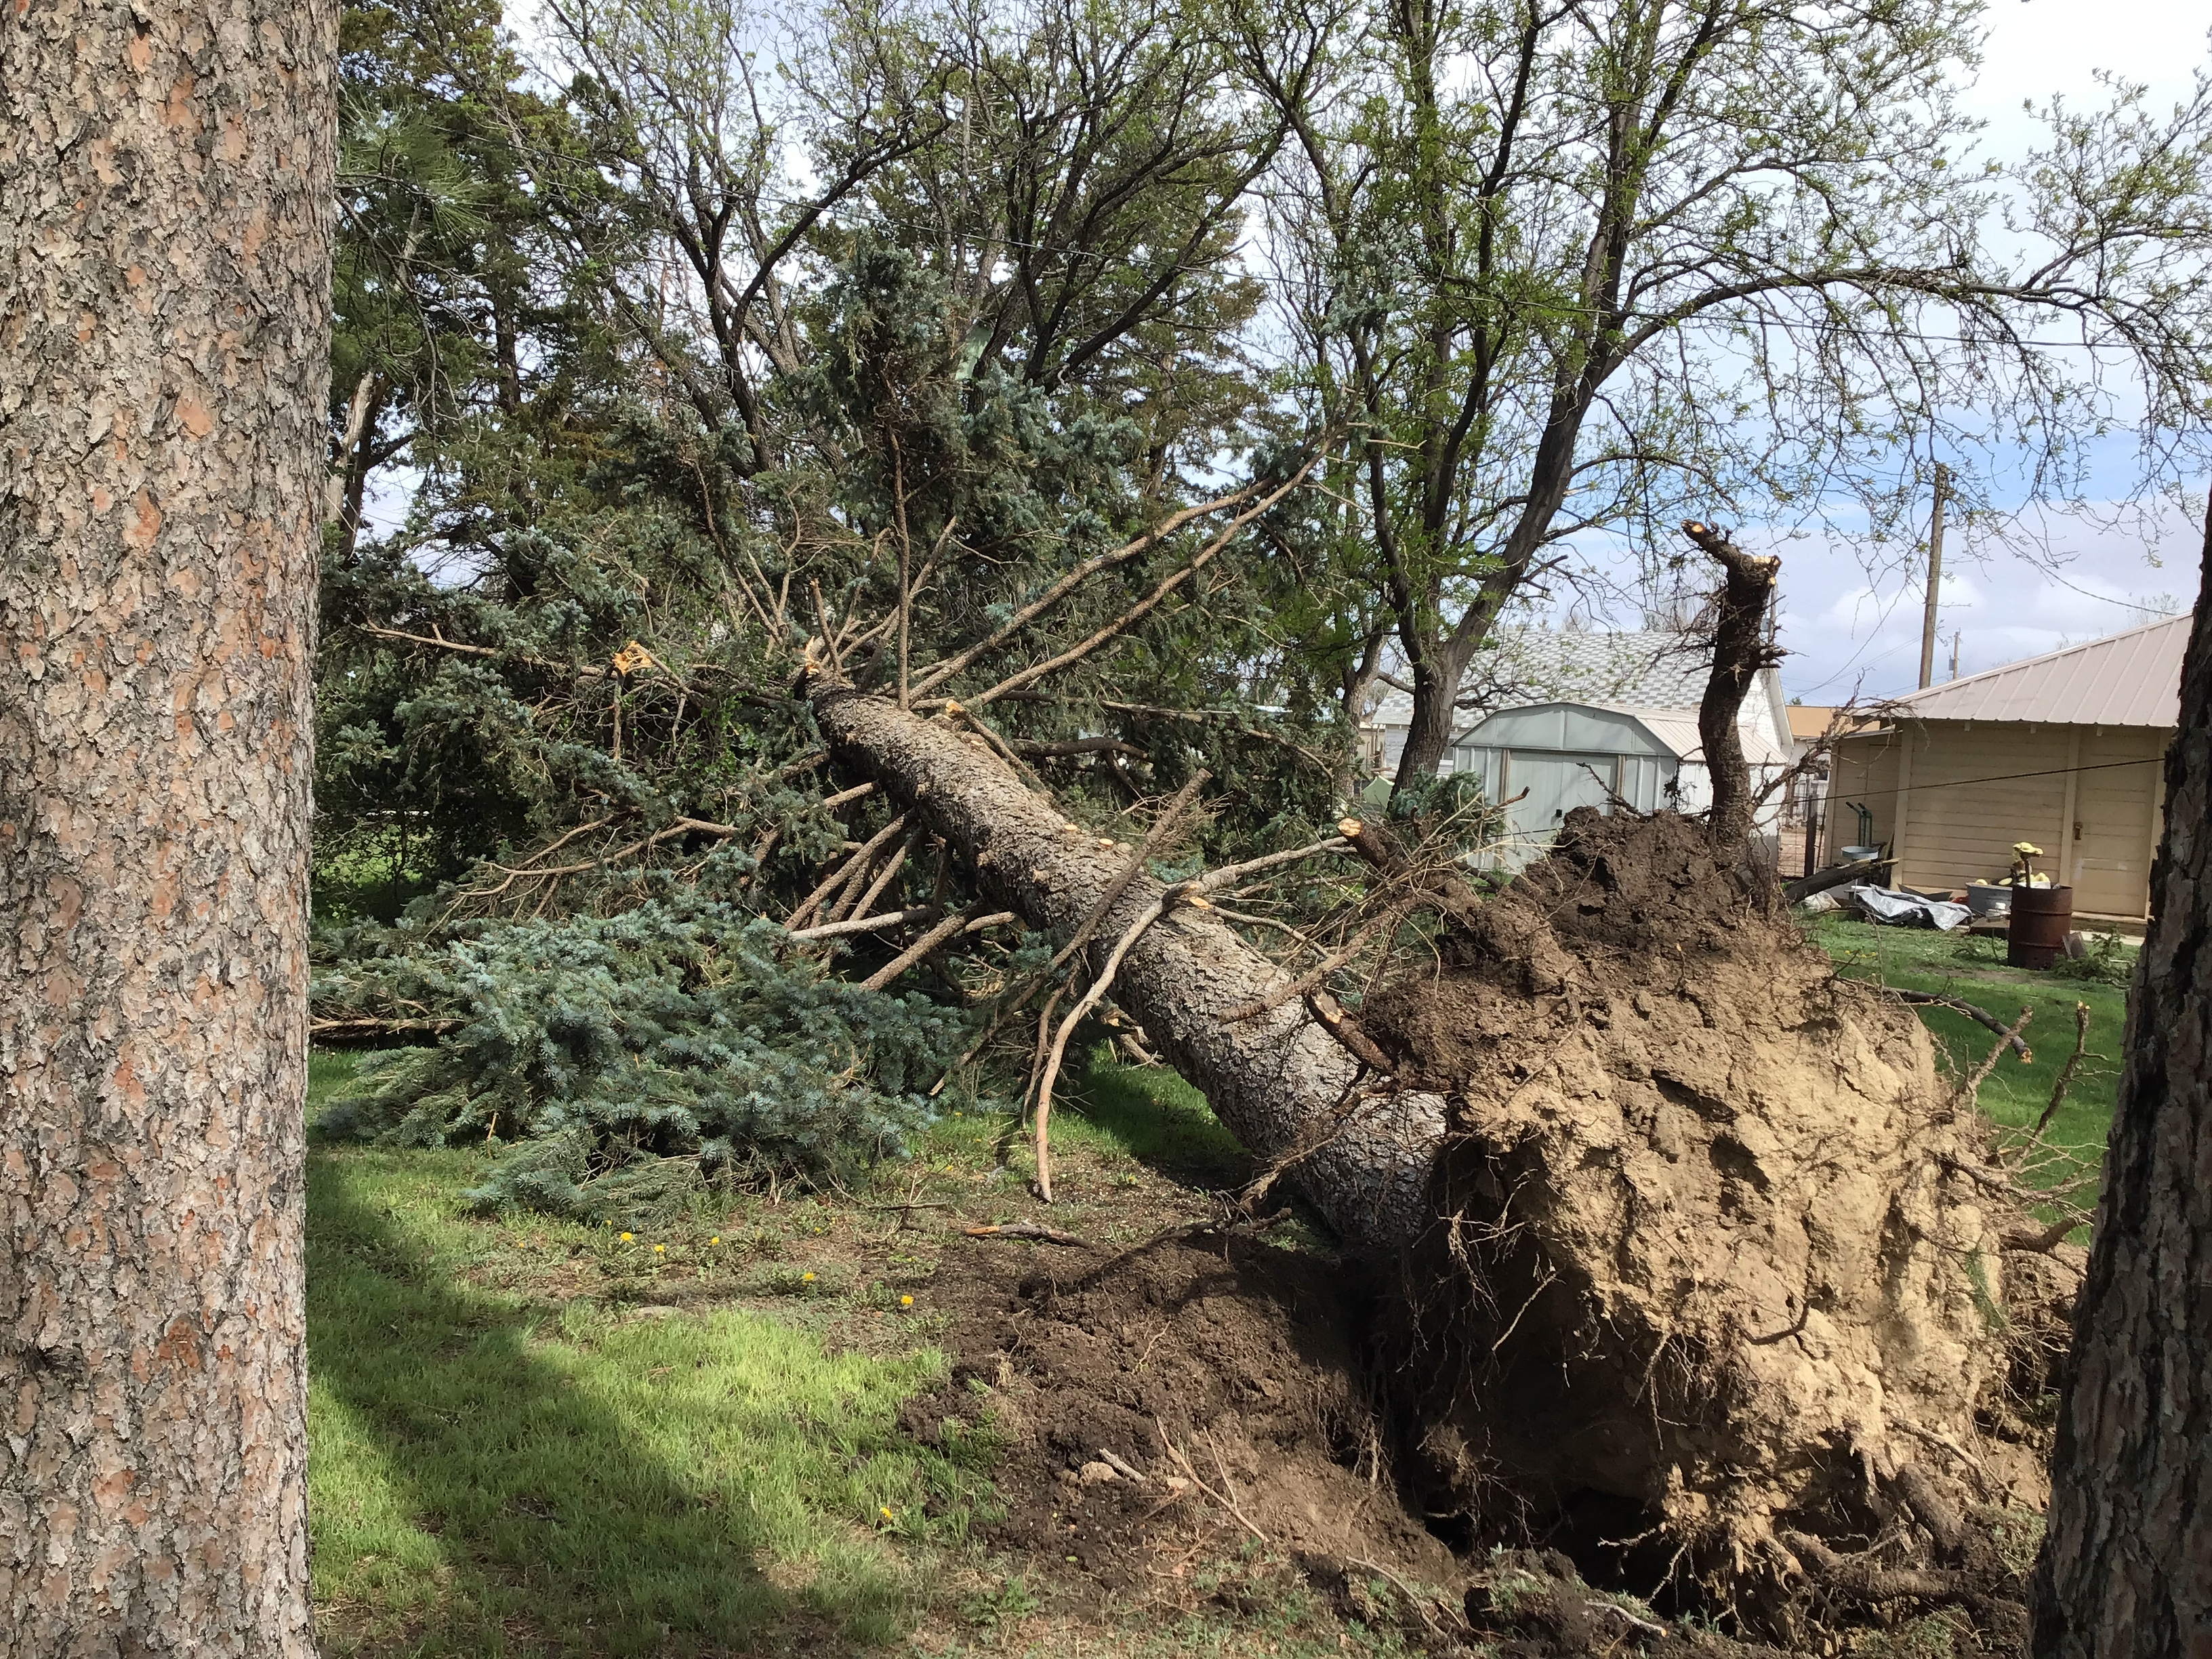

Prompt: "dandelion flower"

[619,1231,634,1242]
[802,1271,816,1282]
[880,1505,896,1521]
[901,1294,914,1307]
[710,1236,721,1245]
[654,1244,666,1254]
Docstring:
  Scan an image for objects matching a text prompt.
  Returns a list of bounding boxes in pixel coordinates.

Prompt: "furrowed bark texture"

[0,0,334,1647]
[811,684,1448,1246]
[1683,521,1779,849]
[2030,503,2212,1658]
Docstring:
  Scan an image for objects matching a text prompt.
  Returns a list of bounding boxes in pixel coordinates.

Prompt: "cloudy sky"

[1751,1,2211,706]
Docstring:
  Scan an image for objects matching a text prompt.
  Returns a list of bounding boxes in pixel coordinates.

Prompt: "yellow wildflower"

[619,1231,633,1242]
[654,1244,665,1254]
[802,1271,816,1282]
[901,1294,914,1307]
[710,1235,721,1245]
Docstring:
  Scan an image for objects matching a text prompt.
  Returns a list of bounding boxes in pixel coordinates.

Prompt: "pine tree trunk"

[0,0,334,1645]
[811,682,1449,1246]
[2030,502,2212,1657]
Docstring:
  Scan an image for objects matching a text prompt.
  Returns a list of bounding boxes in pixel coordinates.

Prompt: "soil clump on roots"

[911,810,2075,1653]
[1362,808,2070,1643]
[907,1229,1797,1656]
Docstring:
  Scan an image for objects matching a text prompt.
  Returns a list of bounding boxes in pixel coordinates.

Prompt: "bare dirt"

[1366,810,2071,1640]
[908,809,2082,1653]
[907,1227,1801,1656]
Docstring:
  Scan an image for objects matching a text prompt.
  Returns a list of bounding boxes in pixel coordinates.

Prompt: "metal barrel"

[2007,884,2074,970]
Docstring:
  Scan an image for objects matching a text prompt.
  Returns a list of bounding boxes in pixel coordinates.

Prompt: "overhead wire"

[1817,750,2165,804]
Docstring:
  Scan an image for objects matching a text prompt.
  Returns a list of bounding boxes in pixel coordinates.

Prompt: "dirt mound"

[907,1229,1450,1591]
[1364,809,2068,1634]
[909,1227,1824,1656]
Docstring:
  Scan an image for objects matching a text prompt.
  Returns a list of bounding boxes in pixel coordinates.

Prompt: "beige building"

[1824,615,2188,922]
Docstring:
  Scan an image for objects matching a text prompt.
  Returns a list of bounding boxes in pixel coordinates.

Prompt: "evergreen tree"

[310,0,1352,1205]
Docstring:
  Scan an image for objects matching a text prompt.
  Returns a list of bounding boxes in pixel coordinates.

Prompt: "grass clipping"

[1365,809,2066,1618]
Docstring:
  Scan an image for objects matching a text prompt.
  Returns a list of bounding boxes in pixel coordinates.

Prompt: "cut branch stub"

[811,680,1447,1246]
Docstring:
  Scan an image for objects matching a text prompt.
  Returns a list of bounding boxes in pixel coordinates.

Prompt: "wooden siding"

[1826,721,2170,919]
[2070,727,2166,918]
[1823,729,1903,863]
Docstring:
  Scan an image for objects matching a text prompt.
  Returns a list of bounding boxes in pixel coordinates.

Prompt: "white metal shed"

[1450,701,1790,869]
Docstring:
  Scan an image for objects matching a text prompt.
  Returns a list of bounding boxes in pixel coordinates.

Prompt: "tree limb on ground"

[808,672,1447,1246]
[1891,991,2034,1061]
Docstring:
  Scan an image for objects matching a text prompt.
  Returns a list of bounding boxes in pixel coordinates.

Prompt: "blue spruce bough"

[314,896,975,1222]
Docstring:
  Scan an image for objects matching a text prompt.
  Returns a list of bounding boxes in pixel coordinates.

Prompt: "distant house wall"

[1824,729,1902,859]
[1826,720,2169,918]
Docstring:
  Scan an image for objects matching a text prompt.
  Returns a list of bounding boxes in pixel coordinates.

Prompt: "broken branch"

[859,906,1017,991]
[909,487,1259,697]
[1892,991,2034,1061]
[785,904,941,943]
[967,458,1324,709]
[962,1222,1088,1246]
[2029,1000,2093,1141]
[1033,894,1172,1201]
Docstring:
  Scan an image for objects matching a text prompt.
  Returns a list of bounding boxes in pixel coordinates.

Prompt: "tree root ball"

[1363,809,2070,1626]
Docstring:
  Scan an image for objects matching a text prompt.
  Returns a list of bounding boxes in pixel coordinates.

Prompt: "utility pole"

[1950,630,1961,681]
[1918,463,1950,689]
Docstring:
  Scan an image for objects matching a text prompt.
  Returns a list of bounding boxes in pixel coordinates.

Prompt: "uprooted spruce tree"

[325,466,2085,1638]
[794,523,2087,1635]
[304,0,2209,1634]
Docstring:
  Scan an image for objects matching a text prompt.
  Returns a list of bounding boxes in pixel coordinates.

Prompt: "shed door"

[2069,735,2164,919]
[1500,751,1620,868]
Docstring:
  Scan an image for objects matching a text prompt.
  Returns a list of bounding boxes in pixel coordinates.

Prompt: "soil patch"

[907,1229,1442,1588]
[909,1228,1823,1655]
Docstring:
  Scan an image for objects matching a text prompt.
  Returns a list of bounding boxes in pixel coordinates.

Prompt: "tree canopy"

[312,0,2212,1212]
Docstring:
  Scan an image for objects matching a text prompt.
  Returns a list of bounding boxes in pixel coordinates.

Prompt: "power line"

[1824,750,2164,803]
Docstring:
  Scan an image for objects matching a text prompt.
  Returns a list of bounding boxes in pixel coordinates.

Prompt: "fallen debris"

[961,1222,1088,1247]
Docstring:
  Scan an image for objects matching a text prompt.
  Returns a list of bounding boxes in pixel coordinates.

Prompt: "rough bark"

[1682,520,1780,848]
[0,0,334,1645]
[1391,644,1473,790]
[809,680,1449,1246]
[2031,500,2212,1658]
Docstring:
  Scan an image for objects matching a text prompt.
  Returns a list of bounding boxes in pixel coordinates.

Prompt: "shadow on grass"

[306,1150,972,1656]
[1063,1046,1253,1188]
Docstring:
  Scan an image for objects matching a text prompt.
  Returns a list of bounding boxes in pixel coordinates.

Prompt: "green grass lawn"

[1802,912,2129,1180]
[304,918,2129,1653]
[306,1074,989,1654]
[305,1052,1385,1657]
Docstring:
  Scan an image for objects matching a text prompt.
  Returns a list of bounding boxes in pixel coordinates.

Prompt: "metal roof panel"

[1889,615,2188,727]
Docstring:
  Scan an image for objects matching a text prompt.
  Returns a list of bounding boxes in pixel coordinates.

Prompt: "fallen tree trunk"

[813,526,2073,1627]
[808,678,1448,1247]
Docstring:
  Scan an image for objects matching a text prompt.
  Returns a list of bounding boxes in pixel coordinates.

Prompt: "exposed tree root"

[1361,807,2070,1631]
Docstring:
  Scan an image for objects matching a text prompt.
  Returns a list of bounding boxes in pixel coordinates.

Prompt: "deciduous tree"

[1251,0,2212,789]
